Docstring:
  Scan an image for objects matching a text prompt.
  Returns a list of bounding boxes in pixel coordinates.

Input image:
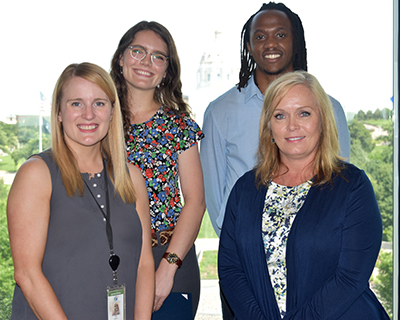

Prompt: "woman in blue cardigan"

[218,71,390,319]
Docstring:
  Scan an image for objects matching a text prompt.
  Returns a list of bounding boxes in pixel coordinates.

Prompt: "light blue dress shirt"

[200,76,351,236]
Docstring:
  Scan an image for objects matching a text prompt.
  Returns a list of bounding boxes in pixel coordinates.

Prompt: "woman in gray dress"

[7,62,154,319]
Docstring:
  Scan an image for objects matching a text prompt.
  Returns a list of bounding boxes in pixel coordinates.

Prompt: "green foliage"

[0,130,8,153]
[0,155,18,173]
[356,110,366,120]
[0,180,13,319]
[199,250,218,280]
[349,114,393,317]
[11,139,39,167]
[363,118,393,129]
[0,178,9,199]
[0,121,51,169]
[0,121,18,156]
[349,119,393,241]
[17,126,40,146]
[374,250,393,318]
[10,127,51,167]
[350,139,369,169]
[366,146,393,242]
[349,120,375,153]
[381,108,392,120]
[366,110,374,120]
[373,109,382,120]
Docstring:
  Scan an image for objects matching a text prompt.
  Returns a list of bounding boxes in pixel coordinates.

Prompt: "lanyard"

[82,158,120,283]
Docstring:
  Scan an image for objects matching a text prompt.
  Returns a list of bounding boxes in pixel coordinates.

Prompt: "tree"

[380,122,394,147]
[357,110,366,120]
[366,144,393,241]
[349,118,393,241]
[367,161,393,241]
[11,138,40,168]
[0,122,18,154]
[349,117,393,317]
[17,125,40,145]
[374,250,393,318]
[10,128,51,168]
[381,108,392,120]
[0,129,8,154]
[0,180,13,319]
[373,108,381,120]
[349,120,375,153]
[349,139,369,169]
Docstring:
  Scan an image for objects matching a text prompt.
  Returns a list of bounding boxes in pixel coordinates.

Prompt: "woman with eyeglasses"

[111,21,205,318]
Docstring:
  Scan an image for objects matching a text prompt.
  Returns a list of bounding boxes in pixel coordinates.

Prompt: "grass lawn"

[199,250,218,280]
[0,155,17,172]
[198,212,219,279]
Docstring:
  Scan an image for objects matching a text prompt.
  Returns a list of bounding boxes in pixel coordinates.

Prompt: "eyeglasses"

[128,45,169,66]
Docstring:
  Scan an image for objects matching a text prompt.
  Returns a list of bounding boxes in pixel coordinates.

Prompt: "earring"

[272,138,275,143]
[120,66,123,74]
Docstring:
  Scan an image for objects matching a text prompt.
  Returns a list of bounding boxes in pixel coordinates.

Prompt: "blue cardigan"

[218,164,390,319]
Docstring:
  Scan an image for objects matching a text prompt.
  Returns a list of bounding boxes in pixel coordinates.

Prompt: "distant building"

[2,114,17,124]
[197,30,238,90]
[191,30,240,125]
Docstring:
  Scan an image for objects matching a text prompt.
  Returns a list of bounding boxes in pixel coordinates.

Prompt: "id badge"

[107,283,126,320]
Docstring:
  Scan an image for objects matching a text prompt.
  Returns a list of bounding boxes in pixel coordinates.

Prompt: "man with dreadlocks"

[200,2,350,319]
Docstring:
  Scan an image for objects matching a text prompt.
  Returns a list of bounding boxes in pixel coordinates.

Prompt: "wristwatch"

[162,252,182,268]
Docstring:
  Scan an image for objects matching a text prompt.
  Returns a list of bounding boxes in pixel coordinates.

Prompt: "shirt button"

[97,194,101,198]
[93,183,97,187]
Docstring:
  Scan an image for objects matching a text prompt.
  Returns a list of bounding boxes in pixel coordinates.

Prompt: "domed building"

[190,30,239,125]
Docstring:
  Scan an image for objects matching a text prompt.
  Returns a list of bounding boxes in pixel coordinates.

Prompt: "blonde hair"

[51,62,135,202]
[255,71,344,187]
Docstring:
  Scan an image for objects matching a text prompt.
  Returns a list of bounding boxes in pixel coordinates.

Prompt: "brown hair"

[110,21,190,137]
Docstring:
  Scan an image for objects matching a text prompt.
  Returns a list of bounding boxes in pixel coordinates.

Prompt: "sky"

[0,0,394,122]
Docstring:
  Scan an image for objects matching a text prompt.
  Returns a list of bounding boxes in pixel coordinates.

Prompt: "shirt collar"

[244,76,265,103]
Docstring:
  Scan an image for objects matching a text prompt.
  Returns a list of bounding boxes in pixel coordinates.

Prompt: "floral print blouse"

[126,107,204,233]
[262,181,311,318]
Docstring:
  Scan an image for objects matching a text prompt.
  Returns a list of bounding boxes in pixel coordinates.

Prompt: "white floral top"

[262,181,311,318]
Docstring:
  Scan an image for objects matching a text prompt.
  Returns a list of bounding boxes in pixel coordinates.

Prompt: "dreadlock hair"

[238,2,307,91]
[110,21,191,138]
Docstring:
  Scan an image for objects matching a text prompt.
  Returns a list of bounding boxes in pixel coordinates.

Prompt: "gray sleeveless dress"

[11,150,143,319]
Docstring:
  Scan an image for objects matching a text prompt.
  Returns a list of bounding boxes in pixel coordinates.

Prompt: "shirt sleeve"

[329,96,351,161]
[200,105,227,237]
[176,114,204,154]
